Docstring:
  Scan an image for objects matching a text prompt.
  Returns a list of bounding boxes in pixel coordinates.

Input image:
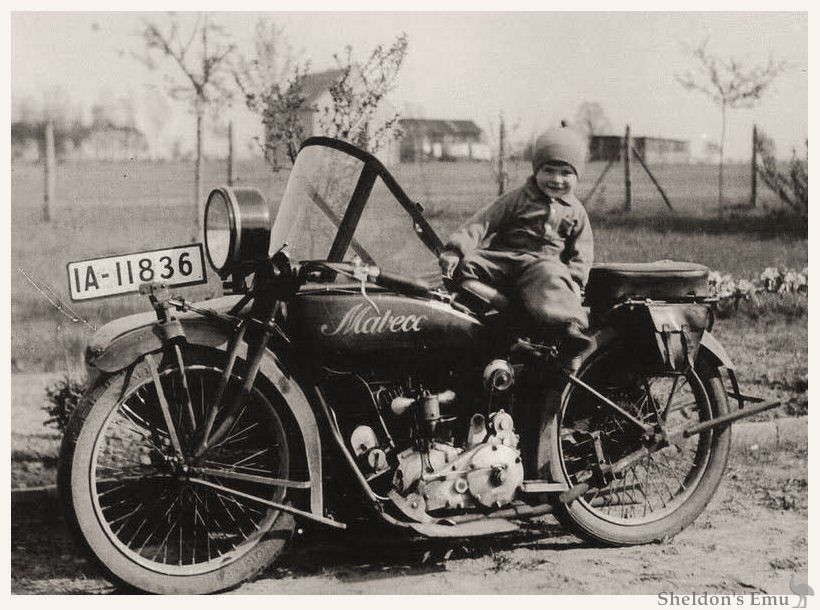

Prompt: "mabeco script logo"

[320,303,428,336]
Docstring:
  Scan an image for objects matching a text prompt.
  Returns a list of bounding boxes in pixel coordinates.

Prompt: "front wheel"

[58,347,297,593]
[550,348,732,546]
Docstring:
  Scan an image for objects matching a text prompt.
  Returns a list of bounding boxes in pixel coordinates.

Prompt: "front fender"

[86,295,245,372]
[85,295,324,517]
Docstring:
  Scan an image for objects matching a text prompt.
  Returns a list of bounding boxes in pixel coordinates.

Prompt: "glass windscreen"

[269,143,438,277]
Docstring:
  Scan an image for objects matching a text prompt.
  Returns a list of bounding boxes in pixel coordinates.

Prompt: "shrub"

[43,372,87,434]
[755,130,808,216]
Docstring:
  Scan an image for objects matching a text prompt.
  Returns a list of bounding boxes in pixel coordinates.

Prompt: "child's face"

[535,162,578,199]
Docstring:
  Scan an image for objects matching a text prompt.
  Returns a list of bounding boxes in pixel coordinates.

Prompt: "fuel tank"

[283,283,493,370]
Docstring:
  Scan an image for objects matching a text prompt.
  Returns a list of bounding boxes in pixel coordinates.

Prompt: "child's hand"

[439,251,461,279]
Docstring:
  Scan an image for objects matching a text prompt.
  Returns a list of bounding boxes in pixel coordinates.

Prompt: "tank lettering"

[320,303,427,336]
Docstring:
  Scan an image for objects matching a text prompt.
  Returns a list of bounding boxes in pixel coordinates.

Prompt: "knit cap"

[531,126,588,178]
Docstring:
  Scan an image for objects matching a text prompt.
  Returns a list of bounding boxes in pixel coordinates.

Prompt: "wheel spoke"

[144,353,183,455]
[214,491,253,540]
[173,344,198,433]
[132,489,178,552]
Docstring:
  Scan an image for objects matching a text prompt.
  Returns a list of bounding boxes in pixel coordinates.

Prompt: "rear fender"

[698,330,735,371]
[698,330,742,408]
[85,297,325,517]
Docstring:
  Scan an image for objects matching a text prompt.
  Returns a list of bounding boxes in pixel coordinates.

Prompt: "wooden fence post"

[497,112,508,196]
[43,120,55,222]
[624,124,633,212]
[227,121,235,186]
[751,124,758,209]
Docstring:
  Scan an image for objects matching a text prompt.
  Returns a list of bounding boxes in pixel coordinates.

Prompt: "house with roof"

[588,134,691,164]
[397,119,489,162]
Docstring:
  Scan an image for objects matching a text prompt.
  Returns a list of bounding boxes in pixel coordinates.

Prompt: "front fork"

[137,283,346,529]
[140,282,289,458]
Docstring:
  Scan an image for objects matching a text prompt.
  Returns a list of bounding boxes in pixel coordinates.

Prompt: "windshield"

[269,138,443,277]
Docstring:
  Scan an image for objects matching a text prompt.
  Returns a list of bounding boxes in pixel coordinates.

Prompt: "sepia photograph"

[9,8,809,598]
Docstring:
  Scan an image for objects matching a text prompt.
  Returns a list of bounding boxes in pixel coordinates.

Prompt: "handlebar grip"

[373,269,431,296]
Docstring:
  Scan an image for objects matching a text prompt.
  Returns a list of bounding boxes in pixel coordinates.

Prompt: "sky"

[9,10,809,160]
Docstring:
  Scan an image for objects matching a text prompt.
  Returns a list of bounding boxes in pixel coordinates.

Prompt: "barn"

[589,135,691,164]
[398,119,489,162]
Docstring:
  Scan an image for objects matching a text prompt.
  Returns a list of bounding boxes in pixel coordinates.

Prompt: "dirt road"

[11,421,807,595]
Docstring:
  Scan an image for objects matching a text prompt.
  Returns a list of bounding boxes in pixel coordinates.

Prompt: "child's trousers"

[455,250,589,330]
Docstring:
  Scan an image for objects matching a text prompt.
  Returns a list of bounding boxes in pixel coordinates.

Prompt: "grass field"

[11,156,807,414]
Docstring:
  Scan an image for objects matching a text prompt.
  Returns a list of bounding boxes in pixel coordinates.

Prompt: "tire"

[549,346,731,546]
[58,346,297,594]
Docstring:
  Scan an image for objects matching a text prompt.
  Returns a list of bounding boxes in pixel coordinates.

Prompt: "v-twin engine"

[392,411,525,513]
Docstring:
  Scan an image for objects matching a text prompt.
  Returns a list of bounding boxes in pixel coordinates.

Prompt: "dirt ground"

[10,371,808,595]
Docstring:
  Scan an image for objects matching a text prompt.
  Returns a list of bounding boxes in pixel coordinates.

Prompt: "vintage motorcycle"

[59,137,779,594]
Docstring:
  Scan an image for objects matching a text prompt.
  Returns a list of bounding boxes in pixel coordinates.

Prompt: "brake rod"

[191,467,311,489]
[188,477,346,529]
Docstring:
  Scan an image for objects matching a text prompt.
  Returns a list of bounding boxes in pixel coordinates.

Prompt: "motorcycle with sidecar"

[58,137,779,594]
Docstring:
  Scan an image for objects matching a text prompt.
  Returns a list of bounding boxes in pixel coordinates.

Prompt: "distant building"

[690,134,721,164]
[297,69,346,137]
[11,121,149,162]
[398,119,488,162]
[73,124,149,161]
[589,135,691,164]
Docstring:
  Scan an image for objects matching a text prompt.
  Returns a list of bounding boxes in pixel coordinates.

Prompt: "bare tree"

[677,39,787,213]
[317,33,409,153]
[574,101,612,136]
[137,12,235,238]
[234,17,310,168]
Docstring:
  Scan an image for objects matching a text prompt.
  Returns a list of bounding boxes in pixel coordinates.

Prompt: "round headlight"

[204,186,271,278]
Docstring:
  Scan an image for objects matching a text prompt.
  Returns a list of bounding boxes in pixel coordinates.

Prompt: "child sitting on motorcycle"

[439,124,593,367]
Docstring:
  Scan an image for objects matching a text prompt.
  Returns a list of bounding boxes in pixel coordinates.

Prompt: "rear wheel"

[550,347,731,545]
[58,347,297,593]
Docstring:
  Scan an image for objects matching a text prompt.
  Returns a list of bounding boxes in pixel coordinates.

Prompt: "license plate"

[67,244,207,301]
